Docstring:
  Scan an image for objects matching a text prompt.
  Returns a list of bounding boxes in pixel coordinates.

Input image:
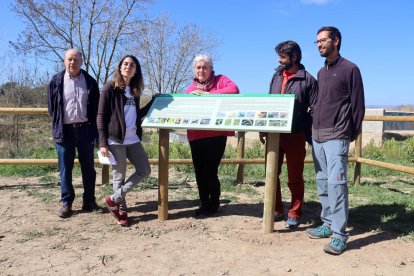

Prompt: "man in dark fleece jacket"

[259,41,317,230]
[306,26,365,255]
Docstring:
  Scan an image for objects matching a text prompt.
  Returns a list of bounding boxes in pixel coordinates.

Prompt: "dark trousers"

[189,136,227,207]
[55,125,96,206]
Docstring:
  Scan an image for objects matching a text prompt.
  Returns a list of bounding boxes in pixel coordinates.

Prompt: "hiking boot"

[58,205,72,218]
[104,195,121,220]
[285,217,299,229]
[117,210,129,227]
[306,224,333,239]
[323,237,347,255]
[274,213,285,222]
[82,202,105,213]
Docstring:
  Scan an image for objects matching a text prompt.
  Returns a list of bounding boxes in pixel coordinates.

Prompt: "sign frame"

[142,94,295,133]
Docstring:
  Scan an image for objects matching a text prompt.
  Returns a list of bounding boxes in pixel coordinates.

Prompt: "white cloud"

[300,0,333,4]
[273,8,290,16]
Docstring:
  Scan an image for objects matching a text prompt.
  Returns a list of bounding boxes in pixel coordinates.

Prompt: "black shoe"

[207,199,220,215]
[58,205,72,218]
[82,202,105,213]
[194,205,209,217]
[274,213,285,222]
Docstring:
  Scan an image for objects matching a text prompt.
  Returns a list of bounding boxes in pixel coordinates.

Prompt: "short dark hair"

[317,26,342,51]
[275,40,302,64]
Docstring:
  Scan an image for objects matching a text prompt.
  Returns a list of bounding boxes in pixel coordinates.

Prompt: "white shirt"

[63,71,88,124]
[109,86,140,145]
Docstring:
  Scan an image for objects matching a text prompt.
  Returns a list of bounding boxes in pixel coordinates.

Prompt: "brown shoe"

[58,205,72,218]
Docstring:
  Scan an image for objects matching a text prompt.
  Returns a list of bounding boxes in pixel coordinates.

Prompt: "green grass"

[39,174,59,184]
[16,231,44,243]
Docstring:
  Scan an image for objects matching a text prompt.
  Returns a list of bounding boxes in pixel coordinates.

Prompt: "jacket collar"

[58,69,91,89]
[274,64,306,79]
[324,55,342,69]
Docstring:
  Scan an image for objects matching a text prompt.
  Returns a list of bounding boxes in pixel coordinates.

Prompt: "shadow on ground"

[127,198,414,254]
[347,203,414,250]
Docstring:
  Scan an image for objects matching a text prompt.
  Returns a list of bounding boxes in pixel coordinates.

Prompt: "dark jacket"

[47,69,100,143]
[269,64,318,133]
[97,81,155,147]
[312,56,365,142]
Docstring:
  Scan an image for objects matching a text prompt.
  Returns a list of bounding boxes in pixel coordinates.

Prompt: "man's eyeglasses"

[66,58,81,63]
[314,38,331,45]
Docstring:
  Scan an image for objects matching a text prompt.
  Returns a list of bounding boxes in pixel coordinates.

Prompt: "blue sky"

[1,0,413,106]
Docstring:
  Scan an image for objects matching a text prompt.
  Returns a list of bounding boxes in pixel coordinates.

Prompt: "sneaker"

[82,202,105,213]
[274,213,285,222]
[58,205,72,218]
[117,210,129,227]
[323,237,347,255]
[104,195,121,220]
[306,224,333,239]
[285,217,299,229]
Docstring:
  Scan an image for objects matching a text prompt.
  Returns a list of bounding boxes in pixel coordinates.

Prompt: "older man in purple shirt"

[47,49,103,218]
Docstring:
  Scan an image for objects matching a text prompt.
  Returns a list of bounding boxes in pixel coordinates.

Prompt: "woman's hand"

[100,146,109,157]
[259,132,267,144]
[190,90,210,96]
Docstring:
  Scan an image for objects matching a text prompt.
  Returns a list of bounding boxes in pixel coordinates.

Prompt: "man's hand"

[100,146,109,157]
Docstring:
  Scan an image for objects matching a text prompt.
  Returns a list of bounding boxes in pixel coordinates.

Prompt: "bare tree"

[134,16,219,94]
[0,62,49,153]
[10,0,151,85]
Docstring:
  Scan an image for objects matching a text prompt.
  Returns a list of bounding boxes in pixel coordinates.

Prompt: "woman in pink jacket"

[186,54,239,216]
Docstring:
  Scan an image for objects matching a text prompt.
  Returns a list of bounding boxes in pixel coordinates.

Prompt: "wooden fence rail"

[0,108,413,186]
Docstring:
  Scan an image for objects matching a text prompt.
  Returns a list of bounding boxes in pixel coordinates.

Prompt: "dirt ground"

[1,171,414,276]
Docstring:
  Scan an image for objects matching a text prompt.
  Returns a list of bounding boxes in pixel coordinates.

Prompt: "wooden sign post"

[262,133,280,233]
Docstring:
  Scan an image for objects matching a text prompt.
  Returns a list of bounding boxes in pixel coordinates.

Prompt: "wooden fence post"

[236,132,245,184]
[353,128,363,185]
[101,165,110,185]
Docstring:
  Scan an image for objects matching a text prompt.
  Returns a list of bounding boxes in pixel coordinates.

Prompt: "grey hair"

[64,49,83,61]
[192,54,213,69]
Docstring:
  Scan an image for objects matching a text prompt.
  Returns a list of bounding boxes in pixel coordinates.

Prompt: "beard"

[320,44,334,57]
[279,60,293,71]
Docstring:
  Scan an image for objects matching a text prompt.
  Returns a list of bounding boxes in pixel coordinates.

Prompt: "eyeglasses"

[314,38,331,45]
[66,58,81,63]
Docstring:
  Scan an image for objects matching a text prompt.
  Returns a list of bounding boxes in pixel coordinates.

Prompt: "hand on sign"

[259,132,267,144]
[190,90,210,96]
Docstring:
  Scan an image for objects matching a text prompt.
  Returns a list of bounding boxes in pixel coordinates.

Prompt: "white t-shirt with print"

[108,86,140,145]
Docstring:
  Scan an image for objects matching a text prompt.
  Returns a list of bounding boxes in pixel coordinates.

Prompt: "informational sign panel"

[142,94,295,133]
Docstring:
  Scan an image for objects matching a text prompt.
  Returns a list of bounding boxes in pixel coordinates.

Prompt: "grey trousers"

[312,139,350,241]
[109,142,151,210]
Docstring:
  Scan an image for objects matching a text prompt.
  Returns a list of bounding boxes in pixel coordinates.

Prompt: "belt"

[64,122,90,128]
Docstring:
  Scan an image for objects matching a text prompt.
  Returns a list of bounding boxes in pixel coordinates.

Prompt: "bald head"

[64,49,83,77]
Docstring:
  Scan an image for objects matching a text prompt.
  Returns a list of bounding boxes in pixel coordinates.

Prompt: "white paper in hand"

[97,150,117,165]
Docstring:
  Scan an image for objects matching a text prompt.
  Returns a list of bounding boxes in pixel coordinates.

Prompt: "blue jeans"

[312,139,350,241]
[56,125,96,206]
